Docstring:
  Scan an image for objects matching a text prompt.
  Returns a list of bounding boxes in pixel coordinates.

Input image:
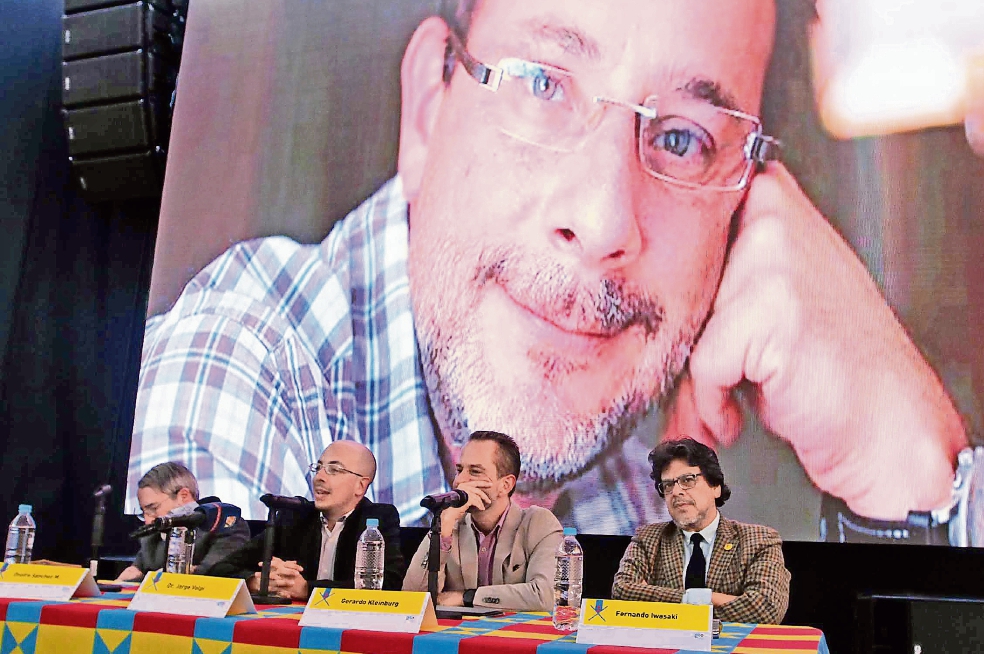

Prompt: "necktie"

[685,533,706,589]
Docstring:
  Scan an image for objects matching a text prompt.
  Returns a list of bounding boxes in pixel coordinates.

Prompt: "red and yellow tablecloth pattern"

[0,591,828,654]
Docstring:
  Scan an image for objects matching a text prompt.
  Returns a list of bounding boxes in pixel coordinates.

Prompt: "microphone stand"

[427,509,442,608]
[428,507,469,619]
[90,485,121,592]
[90,492,107,576]
[251,505,291,605]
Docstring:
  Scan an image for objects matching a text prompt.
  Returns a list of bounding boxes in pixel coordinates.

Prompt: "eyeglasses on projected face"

[447,31,780,192]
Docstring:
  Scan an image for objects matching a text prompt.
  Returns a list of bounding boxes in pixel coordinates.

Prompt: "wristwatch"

[820,446,984,546]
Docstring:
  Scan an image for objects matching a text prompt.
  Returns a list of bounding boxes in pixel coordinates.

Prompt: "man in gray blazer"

[403,431,563,611]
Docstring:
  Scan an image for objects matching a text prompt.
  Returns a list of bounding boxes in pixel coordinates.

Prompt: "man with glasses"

[130,0,969,541]
[116,462,250,581]
[210,441,405,598]
[613,438,790,624]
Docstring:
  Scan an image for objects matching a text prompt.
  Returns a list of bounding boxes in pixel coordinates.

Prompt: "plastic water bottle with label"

[354,518,385,590]
[4,504,36,564]
[165,526,195,574]
[553,527,584,631]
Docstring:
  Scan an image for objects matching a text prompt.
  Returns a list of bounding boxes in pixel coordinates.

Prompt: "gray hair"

[137,461,200,500]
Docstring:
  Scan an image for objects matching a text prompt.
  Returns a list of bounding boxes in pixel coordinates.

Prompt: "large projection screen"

[127,0,984,544]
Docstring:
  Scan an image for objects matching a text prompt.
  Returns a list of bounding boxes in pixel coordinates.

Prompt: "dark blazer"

[612,515,790,624]
[211,497,405,591]
[131,497,251,576]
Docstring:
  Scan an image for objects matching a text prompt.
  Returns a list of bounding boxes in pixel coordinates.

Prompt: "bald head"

[324,440,377,483]
[312,440,378,520]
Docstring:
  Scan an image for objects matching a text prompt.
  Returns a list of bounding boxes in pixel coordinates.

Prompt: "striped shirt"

[126,177,669,533]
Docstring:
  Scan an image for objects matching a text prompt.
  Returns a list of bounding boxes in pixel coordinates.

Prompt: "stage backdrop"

[128,0,984,542]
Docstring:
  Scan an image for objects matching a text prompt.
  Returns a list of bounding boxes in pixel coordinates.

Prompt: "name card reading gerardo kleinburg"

[128,571,256,618]
[0,563,100,601]
[299,588,438,633]
[576,598,713,651]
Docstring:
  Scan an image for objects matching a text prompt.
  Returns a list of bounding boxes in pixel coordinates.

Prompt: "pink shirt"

[472,505,510,588]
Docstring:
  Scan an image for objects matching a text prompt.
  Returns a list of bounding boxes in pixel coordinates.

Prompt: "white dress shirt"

[317,510,353,580]
[680,512,720,605]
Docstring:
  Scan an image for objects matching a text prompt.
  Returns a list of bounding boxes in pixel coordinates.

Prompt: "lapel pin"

[724,543,734,551]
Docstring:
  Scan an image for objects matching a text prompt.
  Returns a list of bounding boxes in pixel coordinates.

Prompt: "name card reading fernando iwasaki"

[128,571,256,618]
[0,563,100,601]
[576,598,713,651]
[299,588,437,633]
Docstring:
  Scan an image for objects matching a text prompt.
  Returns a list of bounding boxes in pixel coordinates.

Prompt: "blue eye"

[529,69,564,101]
[653,126,706,159]
[640,115,719,183]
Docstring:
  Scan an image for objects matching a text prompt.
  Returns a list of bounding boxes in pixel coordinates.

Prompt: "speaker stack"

[61,0,188,202]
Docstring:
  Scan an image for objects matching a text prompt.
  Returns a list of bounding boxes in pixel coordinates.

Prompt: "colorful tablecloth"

[0,592,829,654]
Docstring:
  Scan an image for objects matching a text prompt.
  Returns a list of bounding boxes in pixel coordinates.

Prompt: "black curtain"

[0,0,157,563]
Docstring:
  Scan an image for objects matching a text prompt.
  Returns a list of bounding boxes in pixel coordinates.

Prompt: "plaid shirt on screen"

[127,176,670,533]
[128,177,447,524]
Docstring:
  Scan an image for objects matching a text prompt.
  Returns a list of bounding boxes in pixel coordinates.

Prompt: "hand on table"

[665,162,967,520]
[437,590,465,607]
[114,565,144,582]
[248,557,309,600]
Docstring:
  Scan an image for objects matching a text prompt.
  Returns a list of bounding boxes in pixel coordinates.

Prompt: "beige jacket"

[403,501,563,611]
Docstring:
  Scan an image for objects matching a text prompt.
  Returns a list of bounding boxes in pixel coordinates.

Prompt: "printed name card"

[0,563,100,601]
[128,571,256,618]
[299,588,437,633]
[576,598,713,652]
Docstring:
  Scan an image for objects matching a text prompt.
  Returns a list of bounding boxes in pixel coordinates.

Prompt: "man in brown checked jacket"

[612,438,790,624]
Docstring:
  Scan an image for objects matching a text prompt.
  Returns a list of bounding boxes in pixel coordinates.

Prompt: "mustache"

[474,251,664,338]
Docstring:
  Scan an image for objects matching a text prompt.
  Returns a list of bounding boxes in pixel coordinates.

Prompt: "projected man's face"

[403,0,776,489]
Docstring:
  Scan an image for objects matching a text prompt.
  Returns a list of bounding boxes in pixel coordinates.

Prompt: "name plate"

[576,598,713,652]
[299,588,437,633]
[0,563,100,601]
[128,571,256,618]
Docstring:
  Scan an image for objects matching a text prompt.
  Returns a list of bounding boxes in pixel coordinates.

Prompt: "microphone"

[129,502,241,539]
[420,489,469,512]
[259,494,310,511]
[93,484,112,499]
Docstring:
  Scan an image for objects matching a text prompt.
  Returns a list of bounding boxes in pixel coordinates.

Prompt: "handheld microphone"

[129,502,241,539]
[420,489,469,512]
[259,494,310,511]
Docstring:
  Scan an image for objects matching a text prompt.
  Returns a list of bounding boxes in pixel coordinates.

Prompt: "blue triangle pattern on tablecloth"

[14,626,36,654]
[93,631,131,654]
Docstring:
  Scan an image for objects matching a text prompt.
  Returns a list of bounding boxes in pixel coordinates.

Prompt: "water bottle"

[4,505,36,564]
[553,527,583,631]
[165,527,195,574]
[354,518,385,590]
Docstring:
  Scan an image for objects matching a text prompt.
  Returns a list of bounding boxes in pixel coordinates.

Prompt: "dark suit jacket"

[211,497,405,591]
[131,497,251,576]
[612,515,790,624]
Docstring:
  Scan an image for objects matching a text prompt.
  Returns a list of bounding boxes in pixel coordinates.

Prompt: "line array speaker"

[62,0,189,202]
